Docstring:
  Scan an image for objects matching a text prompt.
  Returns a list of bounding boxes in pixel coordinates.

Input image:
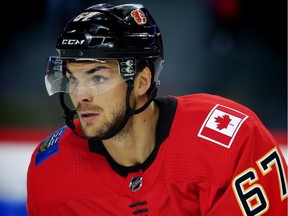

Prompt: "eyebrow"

[66,66,110,75]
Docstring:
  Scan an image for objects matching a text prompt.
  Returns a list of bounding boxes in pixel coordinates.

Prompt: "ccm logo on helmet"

[61,39,85,45]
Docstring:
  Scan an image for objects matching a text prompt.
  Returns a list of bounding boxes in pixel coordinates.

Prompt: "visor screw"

[79,51,84,56]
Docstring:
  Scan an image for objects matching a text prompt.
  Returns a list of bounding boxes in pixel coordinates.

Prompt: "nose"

[72,86,93,102]
[80,94,93,103]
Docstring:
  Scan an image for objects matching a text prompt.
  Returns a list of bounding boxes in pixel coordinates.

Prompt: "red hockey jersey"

[26,93,287,215]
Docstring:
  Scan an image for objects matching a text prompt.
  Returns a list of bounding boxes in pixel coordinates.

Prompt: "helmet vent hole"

[90,37,105,46]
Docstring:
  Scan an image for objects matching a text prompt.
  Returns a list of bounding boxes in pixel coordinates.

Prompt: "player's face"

[66,60,128,138]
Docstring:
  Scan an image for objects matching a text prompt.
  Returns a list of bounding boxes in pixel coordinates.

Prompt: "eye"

[67,75,77,84]
[92,75,107,84]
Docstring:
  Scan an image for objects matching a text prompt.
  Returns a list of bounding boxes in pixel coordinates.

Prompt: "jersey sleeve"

[26,126,68,215]
[207,120,287,215]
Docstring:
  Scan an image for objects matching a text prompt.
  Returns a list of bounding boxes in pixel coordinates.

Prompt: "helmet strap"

[60,92,76,130]
[133,81,157,114]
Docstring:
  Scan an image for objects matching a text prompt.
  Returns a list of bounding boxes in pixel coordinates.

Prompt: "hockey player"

[26,3,287,215]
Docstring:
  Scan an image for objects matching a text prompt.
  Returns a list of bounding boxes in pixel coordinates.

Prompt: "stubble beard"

[77,99,136,139]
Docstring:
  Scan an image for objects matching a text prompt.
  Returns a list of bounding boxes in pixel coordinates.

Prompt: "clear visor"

[45,57,135,96]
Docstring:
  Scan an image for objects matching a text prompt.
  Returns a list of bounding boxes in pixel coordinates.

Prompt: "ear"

[134,66,152,96]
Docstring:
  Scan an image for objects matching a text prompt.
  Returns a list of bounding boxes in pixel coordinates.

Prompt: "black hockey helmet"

[46,3,164,95]
[45,3,164,140]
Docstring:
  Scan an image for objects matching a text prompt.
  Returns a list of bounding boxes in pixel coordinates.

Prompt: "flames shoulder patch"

[35,126,67,166]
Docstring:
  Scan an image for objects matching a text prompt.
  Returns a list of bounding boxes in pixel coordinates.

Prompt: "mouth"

[80,112,99,122]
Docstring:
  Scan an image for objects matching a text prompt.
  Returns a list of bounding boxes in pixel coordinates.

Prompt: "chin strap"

[133,82,157,114]
[59,82,157,141]
[60,93,76,130]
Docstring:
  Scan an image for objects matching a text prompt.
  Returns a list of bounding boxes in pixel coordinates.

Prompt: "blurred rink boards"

[0,129,287,216]
[0,128,54,216]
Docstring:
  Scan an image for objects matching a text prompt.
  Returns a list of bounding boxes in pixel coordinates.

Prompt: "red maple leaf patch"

[214,114,233,130]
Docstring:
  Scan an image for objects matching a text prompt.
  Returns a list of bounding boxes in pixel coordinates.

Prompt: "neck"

[102,101,159,166]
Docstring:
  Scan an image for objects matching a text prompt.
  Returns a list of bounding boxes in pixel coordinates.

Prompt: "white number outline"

[256,147,288,200]
[232,168,269,216]
[73,12,100,22]
[232,147,287,215]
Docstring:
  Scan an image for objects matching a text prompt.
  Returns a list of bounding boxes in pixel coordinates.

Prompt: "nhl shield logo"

[129,176,143,192]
